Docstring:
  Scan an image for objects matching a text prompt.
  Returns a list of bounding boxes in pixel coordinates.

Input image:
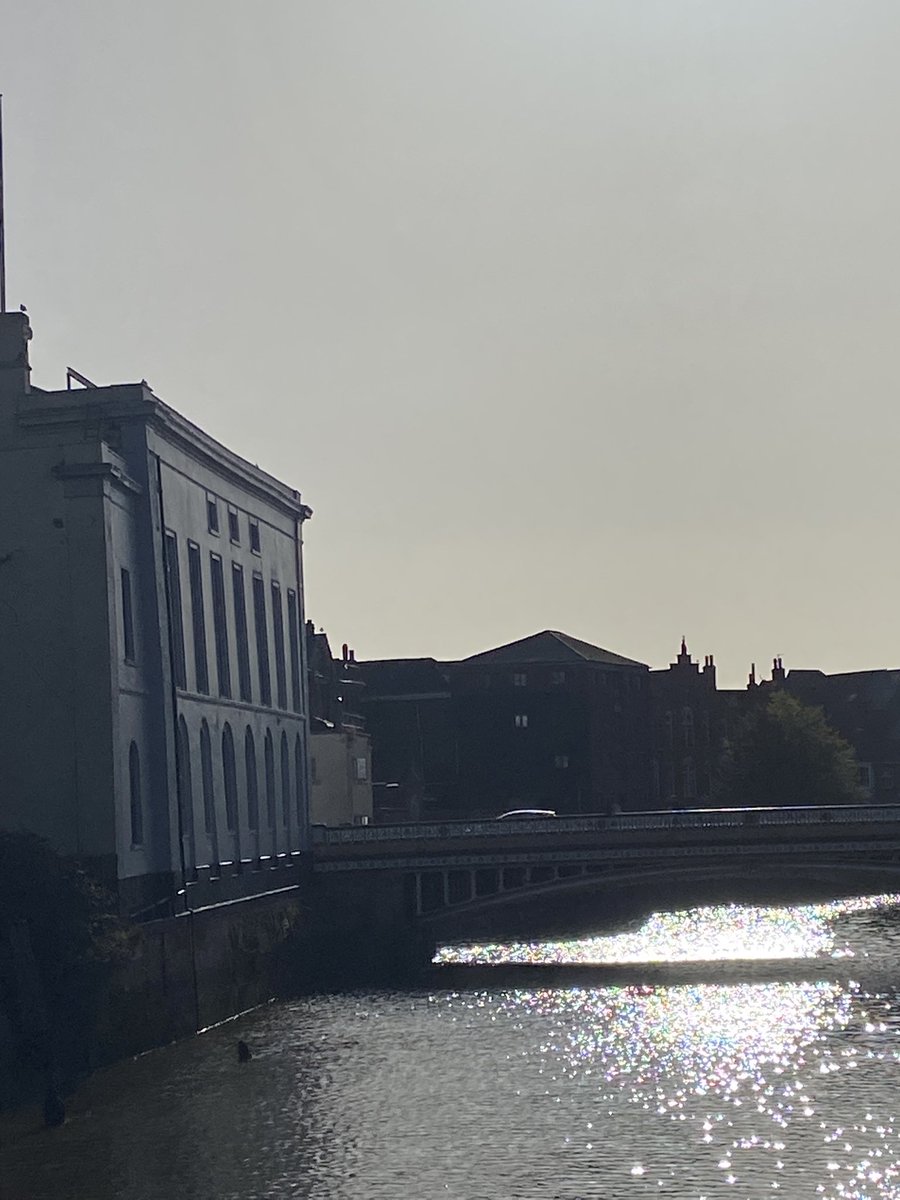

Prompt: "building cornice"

[52,459,143,495]
[17,383,312,521]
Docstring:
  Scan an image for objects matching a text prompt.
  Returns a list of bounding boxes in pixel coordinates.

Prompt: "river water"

[5,894,900,1199]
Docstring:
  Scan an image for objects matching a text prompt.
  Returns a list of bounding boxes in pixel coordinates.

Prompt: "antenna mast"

[0,93,6,313]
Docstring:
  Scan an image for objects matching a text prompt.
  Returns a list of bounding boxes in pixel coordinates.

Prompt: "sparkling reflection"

[434,894,900,966]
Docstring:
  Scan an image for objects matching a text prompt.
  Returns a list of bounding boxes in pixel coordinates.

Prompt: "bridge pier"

[282,869,435,989]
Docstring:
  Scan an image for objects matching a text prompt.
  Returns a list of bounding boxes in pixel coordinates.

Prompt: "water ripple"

[5,894,900,1199]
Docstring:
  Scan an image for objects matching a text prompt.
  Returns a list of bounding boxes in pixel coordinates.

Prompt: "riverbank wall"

[0,869,436,1110]
[94,887,309,1060]
[0,887,309,1109]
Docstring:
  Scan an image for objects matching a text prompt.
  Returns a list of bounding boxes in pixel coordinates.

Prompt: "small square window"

[206,495,220,535]
[514,713,528,728]
[551,670,566,686]
[228,508,240,543]
[249,519,261,554]
[554,754,569,769]
[513,672,527,687]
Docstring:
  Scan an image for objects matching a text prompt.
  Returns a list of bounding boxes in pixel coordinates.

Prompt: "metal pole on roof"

[0,93,6,313]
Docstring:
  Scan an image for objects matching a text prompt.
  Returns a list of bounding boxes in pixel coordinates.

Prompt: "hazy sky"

[3,1,899,686]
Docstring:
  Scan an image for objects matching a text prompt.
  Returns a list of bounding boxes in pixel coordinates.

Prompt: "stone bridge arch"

[417,856,900,943]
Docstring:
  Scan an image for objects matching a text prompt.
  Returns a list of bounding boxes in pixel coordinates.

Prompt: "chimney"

[0,310,31,395]
[747,663,757,690]
[772,656,786,684]
[348,649,355,663]
[702,653,717,690]
[341,643,348,664]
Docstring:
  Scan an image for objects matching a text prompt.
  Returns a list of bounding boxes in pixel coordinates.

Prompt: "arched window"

[176,717,195,873]
[280,732,292,843]
[294,734,305,835]
[264,730,276,833]
[222,724,237,832]
[684,757,696,800]
[245,727,259,830]
[682,707,694,750]
[129,741,143,846]
[200,720,216,836]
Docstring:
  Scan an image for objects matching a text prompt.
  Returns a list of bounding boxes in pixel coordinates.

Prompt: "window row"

[663,708,712,750]
[206,494,261,553]
[161,532,303,712]
[511,670,566,688]
[128,722,307,863]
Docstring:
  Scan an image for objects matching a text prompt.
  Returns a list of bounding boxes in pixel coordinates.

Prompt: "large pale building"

[0,311,313,916]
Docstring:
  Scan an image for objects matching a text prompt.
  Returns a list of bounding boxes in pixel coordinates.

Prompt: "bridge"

[312,805,900,942]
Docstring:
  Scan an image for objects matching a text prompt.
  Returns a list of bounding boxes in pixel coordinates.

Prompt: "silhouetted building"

[306,626,373,826]
[769,663,900,804]
[453,631,652,816]
[649,639,722,806]
[354,658,456,822]
[357,630,653,820]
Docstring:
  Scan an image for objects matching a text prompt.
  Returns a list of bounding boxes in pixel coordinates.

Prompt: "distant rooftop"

[463,629,646,668]
[354,658,452,699]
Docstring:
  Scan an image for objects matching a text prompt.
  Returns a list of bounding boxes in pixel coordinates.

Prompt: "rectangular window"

[513,672,527,687]
[271,581,287,709]
[287,588,302,712]
[355,756,368,781]
[210,554,231,698]
[232,563,252,702]
[206,494,219,535]
[187,543,209,694]
[164,532,187,690]
[554,754,569,769]
[249,519,261,555]
[310,756,319,785]
[120,567,135,662]
[228,507,240,544]
[514,714,528,728]
[252,573,272,706]
[551,670,566,686]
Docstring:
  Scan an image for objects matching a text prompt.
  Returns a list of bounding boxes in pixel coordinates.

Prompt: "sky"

[2,1,900,687]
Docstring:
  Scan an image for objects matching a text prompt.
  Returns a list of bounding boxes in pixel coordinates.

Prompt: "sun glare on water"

[434,895,900,966]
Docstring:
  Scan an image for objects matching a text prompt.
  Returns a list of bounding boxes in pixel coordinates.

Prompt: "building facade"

[306,627,373,827]
[769,664,900,805]
[357,630,653,820]
[649,639,722,806]
[0,312,313,915]
[452,630,652,816]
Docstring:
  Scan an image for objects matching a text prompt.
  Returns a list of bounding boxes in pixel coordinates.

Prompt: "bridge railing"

[311,804,900,845]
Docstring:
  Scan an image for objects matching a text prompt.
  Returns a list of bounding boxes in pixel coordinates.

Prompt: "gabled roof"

[463,630,646,668]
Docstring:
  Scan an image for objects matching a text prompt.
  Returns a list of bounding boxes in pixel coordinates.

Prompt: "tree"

[716,691,864,808]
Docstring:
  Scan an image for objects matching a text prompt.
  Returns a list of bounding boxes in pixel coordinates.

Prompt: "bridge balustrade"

[312,804,900,847]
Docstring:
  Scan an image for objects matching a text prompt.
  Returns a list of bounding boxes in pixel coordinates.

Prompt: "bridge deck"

[313,804,900,871]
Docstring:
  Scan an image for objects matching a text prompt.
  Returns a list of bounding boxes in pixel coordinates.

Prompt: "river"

[5,893,900,1199]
